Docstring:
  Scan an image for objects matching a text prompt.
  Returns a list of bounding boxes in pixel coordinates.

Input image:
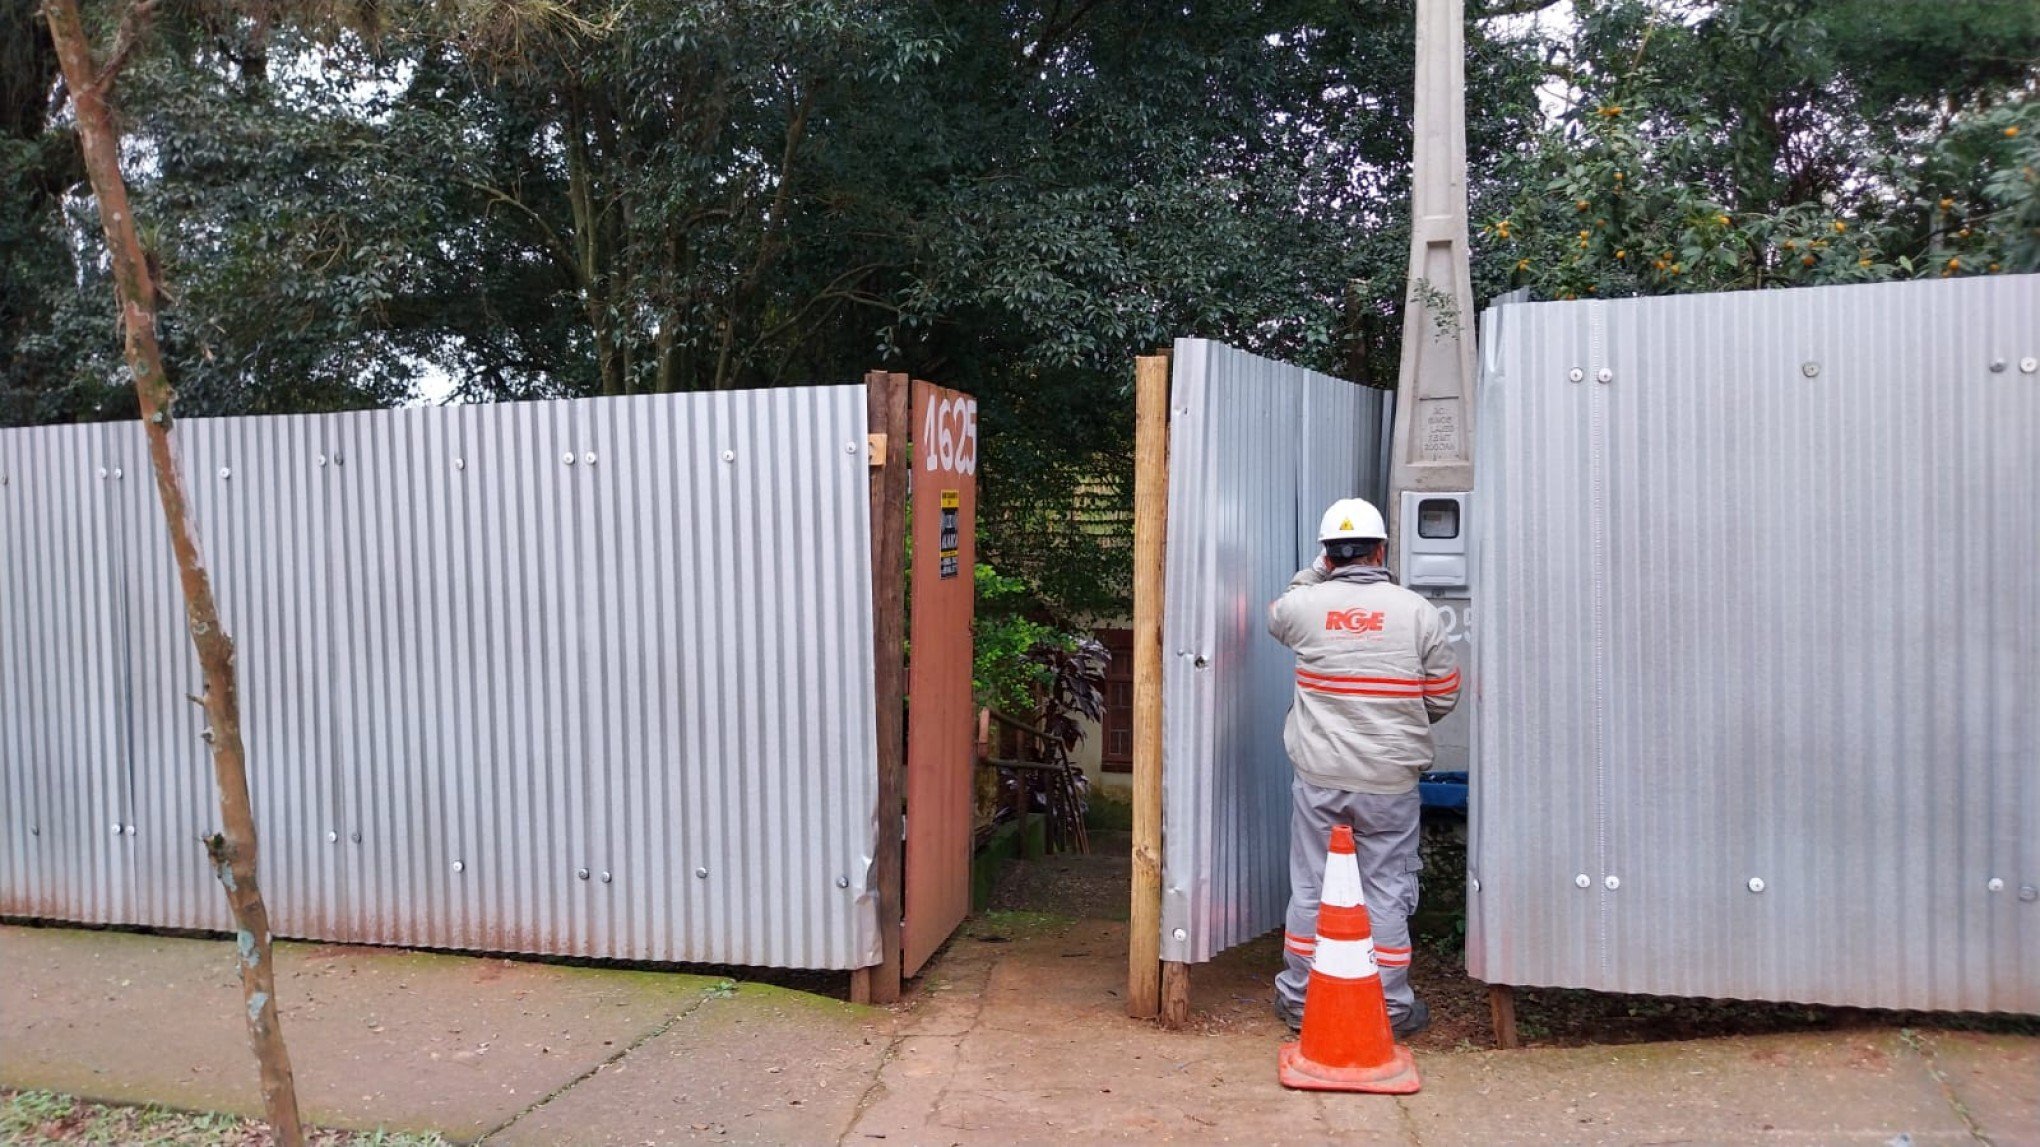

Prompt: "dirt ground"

[989,820,2038,1053]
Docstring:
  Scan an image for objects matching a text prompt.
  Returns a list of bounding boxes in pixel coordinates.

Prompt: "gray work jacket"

[1266,566,1461,794]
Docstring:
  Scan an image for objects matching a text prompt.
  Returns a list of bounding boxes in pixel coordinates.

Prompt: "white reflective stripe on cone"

[1322,851,1365,908]
[1311,935,1379,980]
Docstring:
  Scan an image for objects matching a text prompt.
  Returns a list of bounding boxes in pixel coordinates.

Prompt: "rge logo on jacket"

[1324,608,1386,633]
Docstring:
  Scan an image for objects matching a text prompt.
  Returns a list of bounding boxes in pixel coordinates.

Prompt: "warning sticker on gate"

[939,490,961,578]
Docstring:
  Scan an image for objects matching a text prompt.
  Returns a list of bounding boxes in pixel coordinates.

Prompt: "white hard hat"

[1319,498,1387,543]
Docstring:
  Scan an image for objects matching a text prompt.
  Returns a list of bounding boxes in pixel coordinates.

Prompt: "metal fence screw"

[835,875,850,889]
[584,452,597,465]
[1574,873,1591,888]
[317,454,328,467]
[350,831,361,843]
[1987,878,2004,893]
[1747,877,1766,893]
[327,831,338,843]
[219,467,232,479]
[112,468,121,480]
[454,458,466,471]
[695,867,709,879]
[99,467,109,479]
[577,867,590,880]
[2021,356,2038,374]
[452,860,465,874]
[1604,875,1620,890]
[1173,928,1188,941]
[1469,876,1481,892]
[1800,361,1821,378]
[722,450,736,462]
[29,825,38,836]
[1596,367,1613,384]
[1991,359,2008,373]
[125,825,135,836]
[562,452,576,465]
[845,442,859,454]
[600,871,612,883]
[2022,885,2038,903]
[110,822,121,836]
[1568,368,1585,383]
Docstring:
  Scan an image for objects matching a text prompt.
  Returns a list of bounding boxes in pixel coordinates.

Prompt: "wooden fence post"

[1128,353,1171,1019]
[854,370,911,1006]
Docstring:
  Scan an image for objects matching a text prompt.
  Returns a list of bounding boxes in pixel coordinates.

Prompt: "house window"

[1099,628,1134,772]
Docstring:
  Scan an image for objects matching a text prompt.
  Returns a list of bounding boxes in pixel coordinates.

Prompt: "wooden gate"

[903,381,978,975]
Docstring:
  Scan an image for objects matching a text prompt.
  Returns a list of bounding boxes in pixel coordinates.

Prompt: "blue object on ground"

[1419,771,1468,811]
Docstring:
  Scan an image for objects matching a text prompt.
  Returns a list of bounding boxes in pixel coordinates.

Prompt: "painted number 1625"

[923,396,978,476]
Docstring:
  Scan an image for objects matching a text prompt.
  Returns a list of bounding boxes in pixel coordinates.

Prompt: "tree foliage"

[1483,0,2040,299]
[5,0,2035,614]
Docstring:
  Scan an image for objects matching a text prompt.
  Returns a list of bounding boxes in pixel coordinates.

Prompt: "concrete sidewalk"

[2,921,2033,1146]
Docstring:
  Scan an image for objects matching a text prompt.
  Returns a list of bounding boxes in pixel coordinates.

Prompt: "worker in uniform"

[1267,497,1460,1037]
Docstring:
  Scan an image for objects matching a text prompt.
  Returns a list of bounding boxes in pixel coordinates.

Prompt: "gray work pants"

[1276,778,1421,1023]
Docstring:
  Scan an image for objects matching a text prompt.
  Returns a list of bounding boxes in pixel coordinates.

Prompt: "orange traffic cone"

[1277,824,1421,1094]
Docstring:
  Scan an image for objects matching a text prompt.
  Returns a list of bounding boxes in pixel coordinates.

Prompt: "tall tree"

[39,0,304,1139]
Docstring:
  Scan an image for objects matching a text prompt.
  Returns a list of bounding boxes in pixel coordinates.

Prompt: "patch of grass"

[0,1090,449,1146]
[1083,794,1134,832]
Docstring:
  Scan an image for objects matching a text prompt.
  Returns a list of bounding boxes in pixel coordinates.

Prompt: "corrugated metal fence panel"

[0,424,132,925]
[1161,339,1388,963]
[1,387,881,970]
[1469,275,2040,1012]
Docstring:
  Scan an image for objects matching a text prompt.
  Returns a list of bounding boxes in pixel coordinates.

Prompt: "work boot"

[1391,999,1431,1039]
[1273,996,1303,1033]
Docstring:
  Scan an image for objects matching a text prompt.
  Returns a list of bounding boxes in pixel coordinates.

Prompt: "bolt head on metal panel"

[600,871,612,883]
[99,467,108,478]
[695,867,709,879]
[1991,359,2008,373]
[110,822,121,836]
[125,825,134,836]
[350,831,361,843]
[1173,928,1188,941]
[1747,877,1766,893]
[454,458,466,471]
[1574,873,1591,888]
[722,450,736,462]
[326,831,338,843]
[334,453,345,465]
[219,467,232,479]
[1603,875,1620,890]
[562,452,576,465]
[1469,876,1481,892]
[1987,878,2004,892]
[845,442,859,454]
[317,454,328,466]
[1568,368,1585,383]
[28,826,37,836]
[2021,357,2038,374]
[1800,361,1821,378]
[2022,885,2039,903]
[577,867,590,880]
[835,875,850,888]
[452,860,465,873]
[584,452,597,465]
[1596,367,1613,384]
[112,468,122,479]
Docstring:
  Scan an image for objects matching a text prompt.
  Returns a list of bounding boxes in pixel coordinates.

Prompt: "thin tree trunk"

[42,3,304,1142]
